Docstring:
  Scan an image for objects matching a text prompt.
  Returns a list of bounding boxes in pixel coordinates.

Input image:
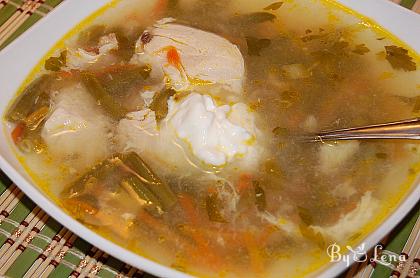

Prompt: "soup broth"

[3,0,420,277]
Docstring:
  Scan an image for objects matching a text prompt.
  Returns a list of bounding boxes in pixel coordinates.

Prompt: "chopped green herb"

[272,127,289,137]
[301,34,323,42]
[233,12,277,25]
[384,45,416,72]
[150,88,177,122]
[112,30,140,61]
[375,153,388,159]
[413,96,420,113]
[297,206,313,226]
[278,90,300,108]
[263,2,283,11]
[45,51,67,71]
[206,193,227,223]
[246,37,271,56]
[253,181,266,211]
[78,25,106,47]
[352,44,370,55]
[331,41,349,52]
[264,159,282,177]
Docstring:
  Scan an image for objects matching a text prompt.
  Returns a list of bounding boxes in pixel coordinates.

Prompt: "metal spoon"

[302,118,420,142]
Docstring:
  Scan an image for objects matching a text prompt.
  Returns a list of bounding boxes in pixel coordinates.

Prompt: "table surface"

[0,1,419,277]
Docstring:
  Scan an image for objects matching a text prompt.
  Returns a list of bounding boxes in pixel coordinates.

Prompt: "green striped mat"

[0,1,419,278]
[0,174,149,277]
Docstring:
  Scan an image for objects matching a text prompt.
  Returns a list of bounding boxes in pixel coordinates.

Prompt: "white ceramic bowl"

[0,1,419,277]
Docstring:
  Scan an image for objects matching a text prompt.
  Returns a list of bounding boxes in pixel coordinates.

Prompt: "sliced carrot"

[178,194,201,225]
[167,46,182,70]
[207,186,218,195]
[11,122,25,144]
[138,210,174,238]
[242,231,264,274]
[237,173,253,193]
[138,210,220,270]
[258,225,276,244]
[178,194,223,269]
[64,198,98,217]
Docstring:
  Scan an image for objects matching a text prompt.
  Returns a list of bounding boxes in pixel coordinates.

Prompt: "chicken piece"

[132,18,245,94]
[117,93,261,172]
[319,141,360,175]
[117,108,191,172]
[118,109,159,153]
[66,33,119,69]
[310,191,379,242]
[41,83,112,170]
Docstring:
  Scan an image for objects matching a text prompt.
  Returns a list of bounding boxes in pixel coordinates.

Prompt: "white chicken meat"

[132,18,245,94]
[66,33,119,70]
[42,83,112,170]
[310,191,379,242]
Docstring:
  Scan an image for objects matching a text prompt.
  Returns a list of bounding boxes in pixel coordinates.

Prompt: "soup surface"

[3,0,420,277]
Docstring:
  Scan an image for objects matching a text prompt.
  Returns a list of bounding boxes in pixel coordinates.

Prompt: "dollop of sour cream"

[166,93,253,166]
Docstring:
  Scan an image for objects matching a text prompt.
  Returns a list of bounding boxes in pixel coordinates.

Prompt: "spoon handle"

[306,118,420,142]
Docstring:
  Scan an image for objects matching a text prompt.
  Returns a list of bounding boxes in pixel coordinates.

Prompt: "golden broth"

[3,0,420,277]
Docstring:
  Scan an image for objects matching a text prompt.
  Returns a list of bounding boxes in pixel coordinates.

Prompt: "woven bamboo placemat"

[0,1,419,278]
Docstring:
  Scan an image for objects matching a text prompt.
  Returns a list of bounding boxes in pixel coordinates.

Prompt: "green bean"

[81,72,128,119]
[121,175,163,213]
[6,74,54,123]
[150,88,176,122]
[112,29,138,61]
[120,152,177,211]
[63,152,176,213]
[23,106,50,131]
[253,181,266,211]
[62,158,119,198]
[17,131,46,154]
[206,193,227,223]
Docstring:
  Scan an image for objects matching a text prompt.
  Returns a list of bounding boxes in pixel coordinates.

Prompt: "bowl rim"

[0,0,419,277]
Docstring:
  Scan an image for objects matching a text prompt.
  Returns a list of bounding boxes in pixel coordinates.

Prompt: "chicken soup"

[3,0,420,277]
